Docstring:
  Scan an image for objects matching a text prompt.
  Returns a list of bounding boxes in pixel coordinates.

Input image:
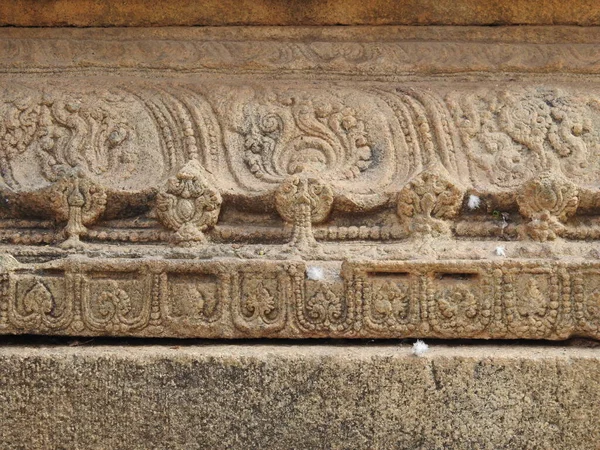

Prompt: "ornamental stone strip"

[1,27,600,340]
[2,255,600,339]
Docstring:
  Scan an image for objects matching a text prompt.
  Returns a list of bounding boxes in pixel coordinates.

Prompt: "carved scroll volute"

[397,170,464,237]
[516,173,579,241]
[275,175,333,250]
[47,171,107,248]
[155,160,222,246]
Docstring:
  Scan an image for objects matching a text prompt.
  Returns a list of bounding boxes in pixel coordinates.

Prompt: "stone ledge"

[0,342,598,449]
[1,0,600,27]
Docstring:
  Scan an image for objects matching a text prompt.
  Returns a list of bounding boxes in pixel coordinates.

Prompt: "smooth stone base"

[0,341,598,449]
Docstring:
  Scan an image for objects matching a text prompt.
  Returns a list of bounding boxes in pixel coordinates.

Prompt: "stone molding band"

[1,27,600,339]
[2,27,600,75]
[1,256,598,339]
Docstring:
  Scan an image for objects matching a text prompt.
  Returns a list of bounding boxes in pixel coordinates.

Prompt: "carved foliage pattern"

[1,259,600,338]
[2,84,600,246]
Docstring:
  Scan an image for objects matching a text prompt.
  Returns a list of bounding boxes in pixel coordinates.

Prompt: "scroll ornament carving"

[241,281,279,324]
[397,170,464,237]
[242,97,373,183]
[0,92,132,190]
[3,79,600,341]
[22,281,54,322]
[155,160,222,245]
[364,280,416,332]
[516,173,579,241]
[1,258,600,339]
[10,276,72,330]
[450,88,600,189]
[305,287,345,331]
[94,284,133,330]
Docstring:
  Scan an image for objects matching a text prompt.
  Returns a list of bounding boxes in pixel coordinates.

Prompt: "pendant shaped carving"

[516,173,579,241]
[275,175,334,249]
[397,170,464,237]
[155,160,222,246]
[46,172,107,248]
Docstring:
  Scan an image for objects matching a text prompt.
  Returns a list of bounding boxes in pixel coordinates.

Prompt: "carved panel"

[573,268,600,335]
[361,271,421,334]
[0,85,165,193]
[294,268,356,335]
[8,270,72,331]
[425,267,492,337]
[231,263,297,335]
[503,267,561,339]
[161,271,224,335]
[81,270,151,333]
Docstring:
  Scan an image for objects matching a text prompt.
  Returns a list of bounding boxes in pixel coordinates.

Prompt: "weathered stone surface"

[2,0,600,27]
[0,342,598,449]
[2,27,600,339]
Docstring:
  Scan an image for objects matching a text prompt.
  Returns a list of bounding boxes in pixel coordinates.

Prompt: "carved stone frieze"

[0,255,598,339]
[2,27,600,339]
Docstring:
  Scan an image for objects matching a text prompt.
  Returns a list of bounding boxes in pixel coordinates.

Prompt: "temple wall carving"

[2,27,600,339]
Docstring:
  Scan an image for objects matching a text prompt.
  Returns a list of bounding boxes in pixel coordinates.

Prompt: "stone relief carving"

[0,257,597,339]
[1,30,600,339]
[397,171,464,237]
[155,160,222,245]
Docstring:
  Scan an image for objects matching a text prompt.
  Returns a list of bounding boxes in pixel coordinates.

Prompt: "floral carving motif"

[241,280,278,323]
[397,171,464,236]
[22,281,54,318]
[0,92,133,189]
[9,276,72,330]
[449,88,600,189]
[363,280,417,332]
[242,96,372,182]
[428,285,486,335]
[371,281,410,321]
[516,174,578,241]
[504,273,560,338]
[275,175,334,249]
[305,287,345,331]
[46,172,107,247]
[233,273,288,333]
[574,276,600,334]
[82,277,150,332]
[155,160,222,245]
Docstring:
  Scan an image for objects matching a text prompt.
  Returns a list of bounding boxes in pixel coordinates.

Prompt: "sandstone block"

[0,343,598,449]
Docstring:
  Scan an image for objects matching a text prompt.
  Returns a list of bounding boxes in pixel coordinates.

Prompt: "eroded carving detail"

[363,276,419,333]
[397,171,464,237]
[504,270,560,338]
[81,272,151,333]
[516,174,579,241]
[1,39,600,341]
[0,257,596,339]
[0,92,133,189]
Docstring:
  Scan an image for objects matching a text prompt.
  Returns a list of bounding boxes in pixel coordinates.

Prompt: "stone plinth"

[0,342,598,449]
